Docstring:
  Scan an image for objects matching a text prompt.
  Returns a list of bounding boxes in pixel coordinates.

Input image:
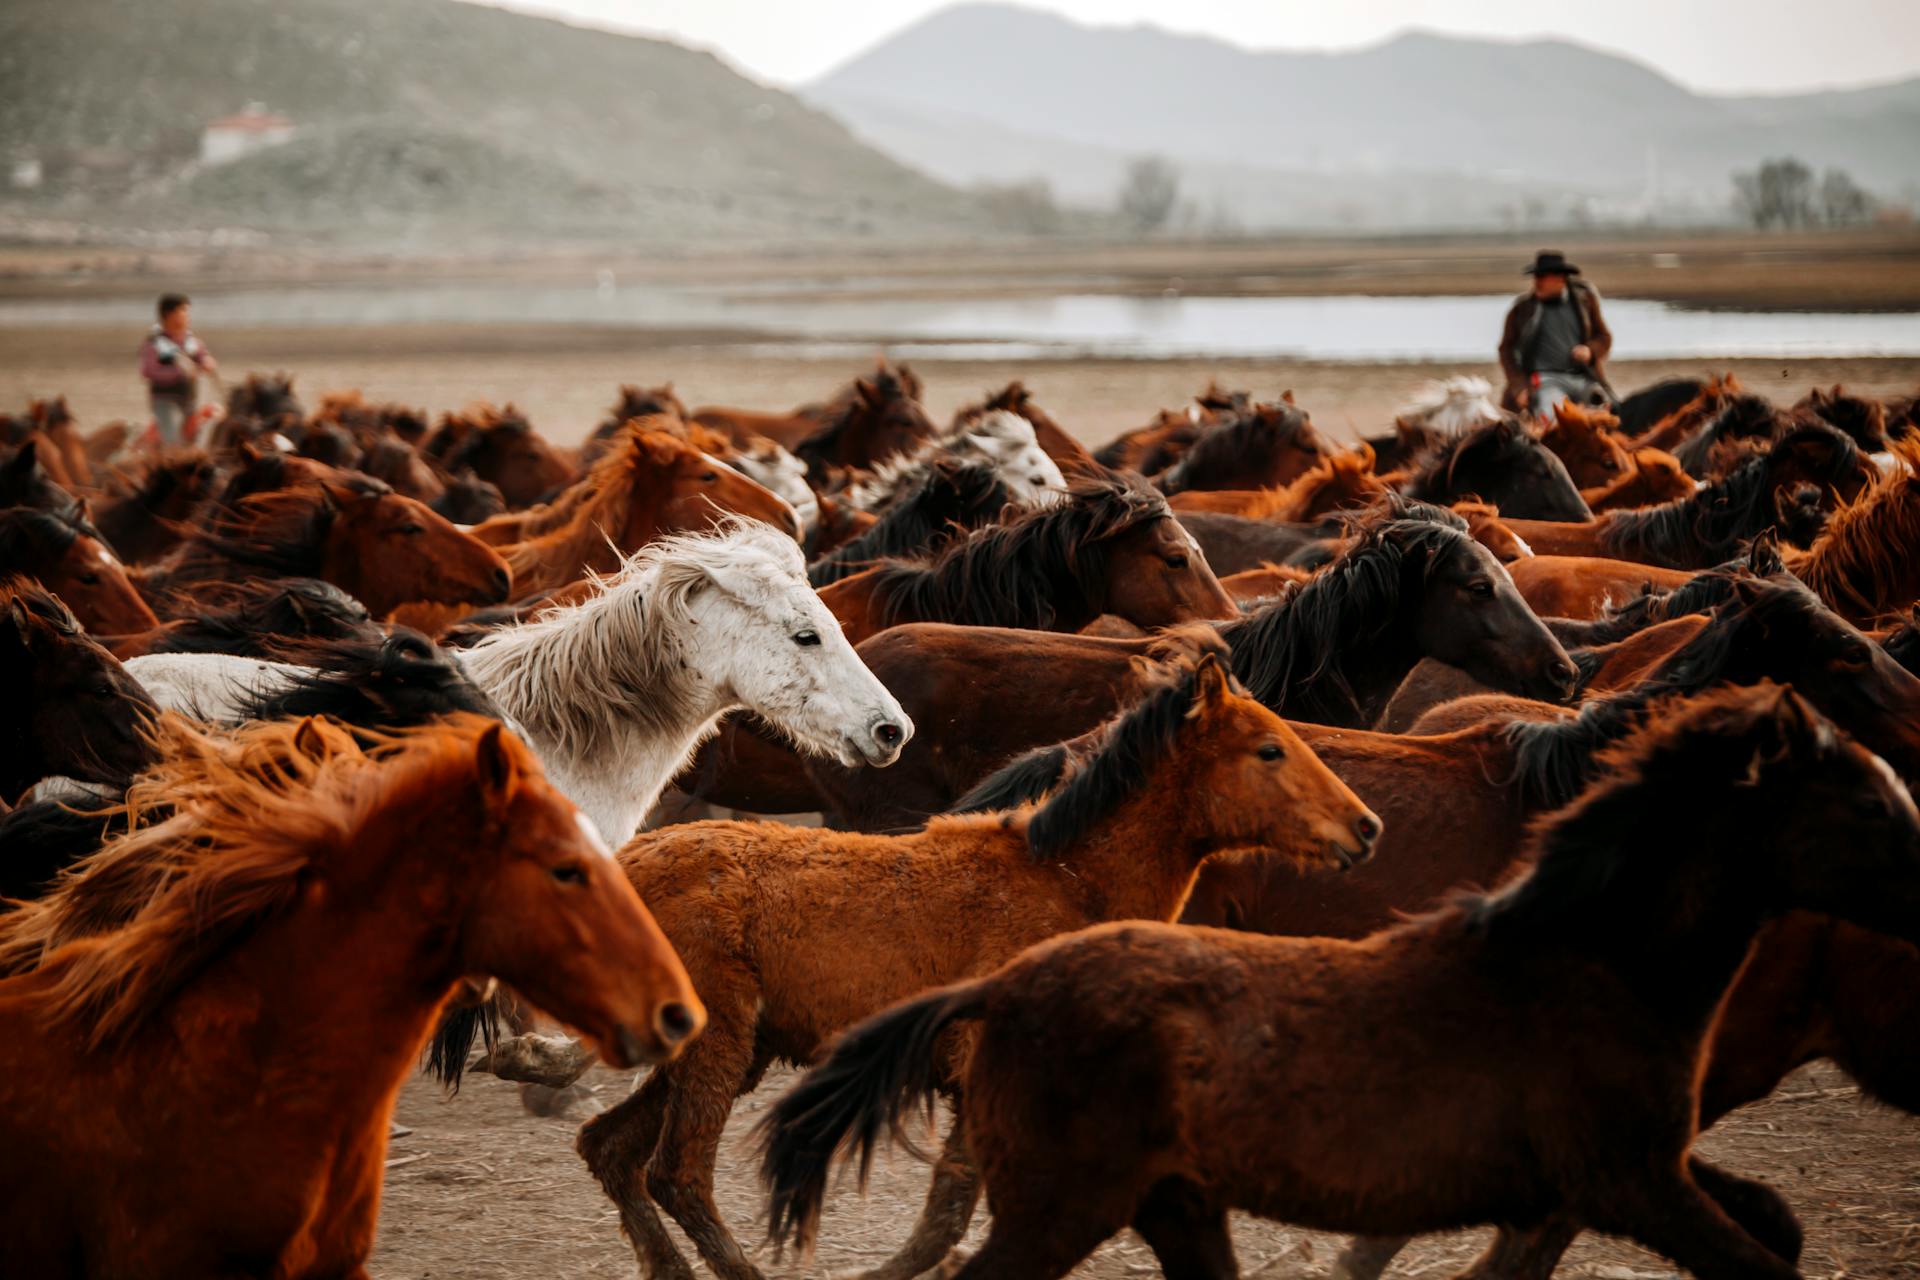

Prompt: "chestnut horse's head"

[317,483,512,615]
[1017,654,1380,872]
[626,426,801,544]
[1542,401,1633,489]
[1094,495,1237,627]
[442,407,577,508]
[450,720,705,1066]
[0,509,157,634]
[1,577,157,793]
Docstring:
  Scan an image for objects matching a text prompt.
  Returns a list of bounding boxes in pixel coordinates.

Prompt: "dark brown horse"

[1,577,156,802]
[1154,401,1332,495]
[94,451,222,564]
[789,364,937,483]
[760,684,1920,1280]
[0,508,158,634]
[1401,417,1592,522]
[576,657,1376,1280]
[426,404,577,508]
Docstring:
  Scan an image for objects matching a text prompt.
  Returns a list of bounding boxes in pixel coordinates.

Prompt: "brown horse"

[1784,436,1920,624]
[1166,445,1386,519]
[789,364,937,482]
[1500,421,1869,568]
[1580,445,1695,512]
[1,578,157,802]
[573,657,1377,1280]
[0,713,702,1279]
[814,474,1234,646]
[1626,373,1742,452]
[1094,406,1208,474]
[427,404,577,508]
[492,423,798,596]
[1154,401,1333,495]
[94,450,222,563]
[1401,417,1592,522]
[1508,553,1698,619]
[951,381,1099,475]
[760,684,1920,1280]
[0,508,158,634]
[1538,400,1633,488]
[358,436,447,506]
[1,438,103,540]
[141,481,511,618]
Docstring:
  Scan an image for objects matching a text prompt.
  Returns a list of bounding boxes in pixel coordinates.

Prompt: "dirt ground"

[376,1057,1920,1280]
[7,319,1920,1278]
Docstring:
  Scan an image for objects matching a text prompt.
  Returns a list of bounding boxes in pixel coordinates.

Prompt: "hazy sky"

[467,0,1920,94]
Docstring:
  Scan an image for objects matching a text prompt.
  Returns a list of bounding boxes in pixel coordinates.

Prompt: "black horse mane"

[865,474,1168,631]
[0,505,83,563]
[146,578,378,660]
[1465,685,1809,938]
[1507,574,1827,807]
[0,801,132,903]
[1601,423,1857,568]
[1217,510,1475,720]
[1669,392,1781,477]
[795,367,921,463]
[1546,539,1785,649]
[240,629,501,730]
[808,461,1011,587]
[1159,403,1318,494]
[950,661,1211,862]
[0,441,101,540]
[1402,416,1536,502]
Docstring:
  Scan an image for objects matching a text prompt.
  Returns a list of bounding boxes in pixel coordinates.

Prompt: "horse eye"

[1468,580,1495,598]
[79,572,101,585]
[1257,743,1284,762]
[1838,643,1872,666]
[551,863,588,886]
[700,471,720,482]
[793,630,822,647]
[396,523,426,535]
[1165,554,1190,570]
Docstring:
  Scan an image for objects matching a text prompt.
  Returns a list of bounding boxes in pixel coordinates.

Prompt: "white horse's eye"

[793,631,821,647]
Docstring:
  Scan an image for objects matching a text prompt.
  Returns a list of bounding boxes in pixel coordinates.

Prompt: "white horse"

[115,522,912,844]
[846,409,1065,512]
[1398,376,1503,436]
[725,437,820,538]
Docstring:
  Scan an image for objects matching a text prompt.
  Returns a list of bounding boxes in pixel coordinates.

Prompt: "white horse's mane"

[458,520,801,761]
[1399,376,1502,436]
[847,410,1062,512]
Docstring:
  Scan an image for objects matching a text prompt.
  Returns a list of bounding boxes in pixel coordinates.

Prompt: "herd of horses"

[4,358,1920,1279]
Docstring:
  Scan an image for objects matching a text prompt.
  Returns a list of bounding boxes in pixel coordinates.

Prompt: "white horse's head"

[652,521,912,768]
[729,440,819,536]
[956,410,1066,506]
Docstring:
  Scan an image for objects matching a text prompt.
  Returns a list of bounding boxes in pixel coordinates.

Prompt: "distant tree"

[1733,157,1816,229]
[976,178,1063,235]
[1117,156,1180,234]
[1819,168,1874,227]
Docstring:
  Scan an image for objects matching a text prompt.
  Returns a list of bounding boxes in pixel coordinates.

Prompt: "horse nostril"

[1354,813,1382,845]
[656,1001,699,1046]
[874,721,904,748]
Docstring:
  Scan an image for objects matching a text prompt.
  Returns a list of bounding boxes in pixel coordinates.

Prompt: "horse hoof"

[518,1081,601,1119]
[477,1032,597,1087]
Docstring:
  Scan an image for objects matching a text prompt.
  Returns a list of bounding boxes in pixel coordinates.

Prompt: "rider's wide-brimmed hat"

[1524,250,1581,277]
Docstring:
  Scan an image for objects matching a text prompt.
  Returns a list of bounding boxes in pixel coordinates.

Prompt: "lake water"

[8,284,1919,362]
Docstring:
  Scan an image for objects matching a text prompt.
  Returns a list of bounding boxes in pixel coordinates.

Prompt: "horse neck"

[1235,562,1419,728]
[1048,764,1238,922]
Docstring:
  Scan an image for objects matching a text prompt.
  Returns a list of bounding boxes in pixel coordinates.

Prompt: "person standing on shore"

[139,293,218,447]
[1498,250,1611,416]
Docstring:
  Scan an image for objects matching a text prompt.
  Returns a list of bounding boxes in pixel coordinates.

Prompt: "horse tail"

[757,977,990,1256]
[422,992,500,1092]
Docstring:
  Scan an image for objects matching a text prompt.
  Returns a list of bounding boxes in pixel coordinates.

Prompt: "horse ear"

[1190,653,1233,714]
[6,599,33,650]
[1356,441,1377,470]
[291,716,331,761]
[1280,389,1296,406]
[1771,688,1837,760]
[853,379,880,408]
[476,721,521,806]
[4,438,38,477]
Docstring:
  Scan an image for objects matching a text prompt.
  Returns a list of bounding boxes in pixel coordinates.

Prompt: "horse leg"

[643,1017,768,1280]
[944,1197,1121,1280]
[577,1068,697,1280]
[1330,1235,1410,1280]
[839,1109,981,1280]
[1131,1177,1240,1280]
[1688,1157,1803,1266]
[1589,1169,1801,1280]
[1449,1219,1579,1279]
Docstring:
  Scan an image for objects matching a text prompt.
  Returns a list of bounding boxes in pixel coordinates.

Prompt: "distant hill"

[0,0,990,244]
[808,3,1920,229]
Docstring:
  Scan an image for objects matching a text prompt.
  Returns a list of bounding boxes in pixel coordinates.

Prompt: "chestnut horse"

[760,685,1920,1280]
[815,474,1234,645]
[1538,400,1633,489]
[1580,446,1694,512]
[1,578,156,802]
[1154,401,1333,495]
[0,713,703,1279]
[1166,445,1386,519]
[0,508,157,634]
[139,481,511,618]
[571,657,1377,1280]
[487,423,798,595]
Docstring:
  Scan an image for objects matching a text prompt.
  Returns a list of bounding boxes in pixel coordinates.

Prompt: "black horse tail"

[757,978,990,1256]
[422,992,501,1092]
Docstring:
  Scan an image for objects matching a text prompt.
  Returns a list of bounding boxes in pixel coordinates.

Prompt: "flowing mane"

[1599,423,1860,568]
[1669,393,1782,477]
[0,713,511,1049]
[1549,540,1784,649]
[465,521,802,759]
[1506,574,1829,806]
[500,421,694,582]
[861,475,1170,631]
[809,461,1011,587]
[1786,437,1920,622]
[1216,503,1472,720]
[239,629,502,729]
[141,577,378,658]
[845,410,1049,512]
